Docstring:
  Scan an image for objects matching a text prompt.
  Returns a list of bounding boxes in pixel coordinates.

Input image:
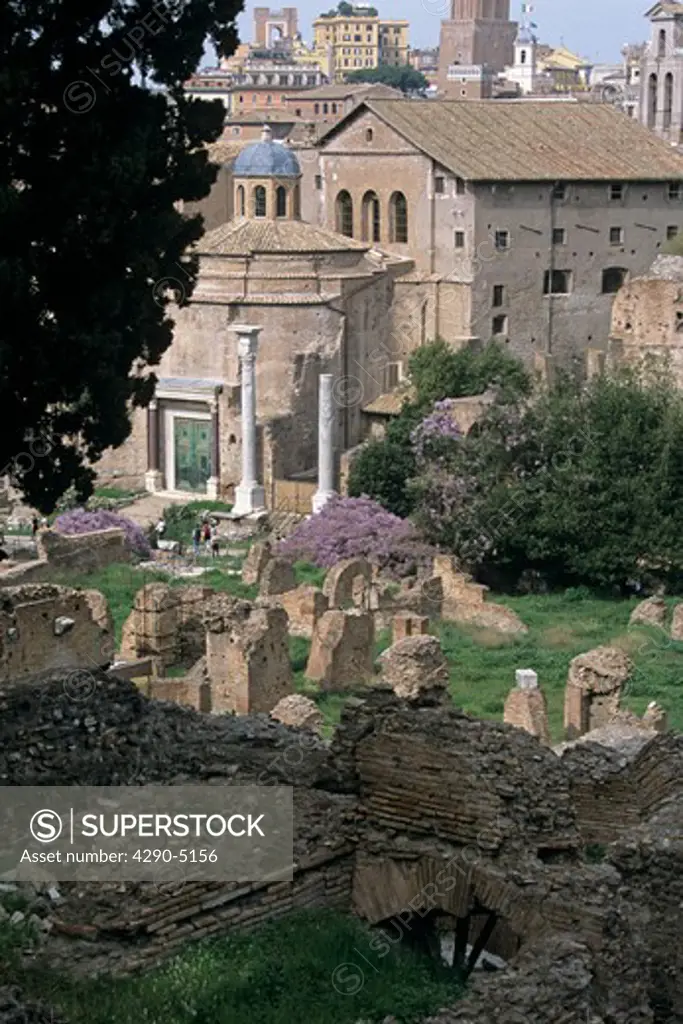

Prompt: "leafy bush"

[277,496,433,576]
[412,366,683,591]
[348,340,530,516]
[53,508,151,558]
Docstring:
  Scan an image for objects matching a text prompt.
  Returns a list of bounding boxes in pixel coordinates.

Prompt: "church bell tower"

[439,0,517,95]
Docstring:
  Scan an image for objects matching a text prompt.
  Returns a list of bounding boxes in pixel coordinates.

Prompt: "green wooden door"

[174,418,211,493]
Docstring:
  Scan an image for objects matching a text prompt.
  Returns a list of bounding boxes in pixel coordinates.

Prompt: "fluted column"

[145,399,162,492]
[231,325,266,517]
[312,373,337,514]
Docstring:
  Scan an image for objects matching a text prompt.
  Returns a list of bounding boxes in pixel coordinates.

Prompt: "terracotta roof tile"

[326,99,683,182]
[198,218,369,255]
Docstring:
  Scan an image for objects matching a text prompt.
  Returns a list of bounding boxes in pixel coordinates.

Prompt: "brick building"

[439,0,517,95]
[282,81,403,122]
[309,98,683,367]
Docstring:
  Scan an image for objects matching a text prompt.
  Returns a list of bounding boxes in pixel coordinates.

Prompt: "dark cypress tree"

[0,0,242,510]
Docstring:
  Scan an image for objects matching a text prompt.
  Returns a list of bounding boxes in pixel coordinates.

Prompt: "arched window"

[664,72,673,129]
[648,73,658,127]
[276,185,287,218]
[336,190,353,237]
[362,190,381,243]
[389,191,408,243]
[254,185,267,218]
[520,49,527,65]
[659,28,667,57]
[293,183,301,220]
[365,127,373,142]
[236,185,245,217]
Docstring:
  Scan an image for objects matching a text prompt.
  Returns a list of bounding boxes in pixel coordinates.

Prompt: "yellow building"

[313,8,409,83]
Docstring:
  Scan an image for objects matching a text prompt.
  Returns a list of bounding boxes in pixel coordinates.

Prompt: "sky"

[230,0,654,65]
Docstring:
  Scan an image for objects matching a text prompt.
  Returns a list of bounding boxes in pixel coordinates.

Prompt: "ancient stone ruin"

[305,609,375,691]
[0,584,114,684]
[563,646,633,740]
[0,671,681,1023]
[204,596,292,713]
[503,669,551,745]
[432,555,528,634]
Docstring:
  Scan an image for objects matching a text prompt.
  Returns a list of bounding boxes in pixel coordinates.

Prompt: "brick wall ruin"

[0,669,681,1022]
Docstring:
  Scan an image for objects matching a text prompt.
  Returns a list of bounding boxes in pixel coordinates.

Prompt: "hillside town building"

[313,7,409,83]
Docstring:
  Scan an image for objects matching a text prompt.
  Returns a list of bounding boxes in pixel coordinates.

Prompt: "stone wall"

[0,671,681,1021]
[0,529,131,587]
[0,585,113,684]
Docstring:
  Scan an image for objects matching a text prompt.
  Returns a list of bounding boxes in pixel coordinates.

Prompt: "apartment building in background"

[313,6,409,82]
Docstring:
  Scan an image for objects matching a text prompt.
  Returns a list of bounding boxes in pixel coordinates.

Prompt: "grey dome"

[233,126,301,179]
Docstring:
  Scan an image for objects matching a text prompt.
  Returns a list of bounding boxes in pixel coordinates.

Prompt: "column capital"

[230,325,263,361]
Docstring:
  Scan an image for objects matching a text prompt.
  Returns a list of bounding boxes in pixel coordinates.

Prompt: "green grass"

[293,561,327,588]
[50,563,257,644]
[438,591,683,740]
[92,487,140,501]
[14,910,460,1024]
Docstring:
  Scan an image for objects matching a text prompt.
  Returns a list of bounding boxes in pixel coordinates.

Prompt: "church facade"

[96,128,412,501]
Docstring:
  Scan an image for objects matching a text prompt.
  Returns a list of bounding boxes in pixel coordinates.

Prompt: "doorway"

[173,418,211,493]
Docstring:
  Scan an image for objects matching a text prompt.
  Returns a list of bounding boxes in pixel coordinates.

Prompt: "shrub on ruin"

[53,508,151,558]
[349,340,529,516]
[411,366,683,591]
[277,496,433,576]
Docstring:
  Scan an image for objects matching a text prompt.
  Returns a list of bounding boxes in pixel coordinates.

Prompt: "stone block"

[259,557,297,597]
[378,635,449,701]
[392,613,430,645]
[504,671,550,745]
[270,694,324,733]
[279,586,328,638]
[241,540,272,586]
[629,596,667,630]
[564,646,632,739]
[206,603,292,714]
[323,558,372,610]
[0,584,113,683]
[306,609,375,691]
[671,602,683,641]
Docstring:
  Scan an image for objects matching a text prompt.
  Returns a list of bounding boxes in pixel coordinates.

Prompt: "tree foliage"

[345,64,428,94]
[348,340,531,516]
[412,365,683,591]
[0,0,242,511]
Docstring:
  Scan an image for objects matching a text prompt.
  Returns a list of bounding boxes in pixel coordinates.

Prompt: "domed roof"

[233,125,301,179]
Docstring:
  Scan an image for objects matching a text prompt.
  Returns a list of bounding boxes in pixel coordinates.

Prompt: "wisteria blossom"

[53,508,151,558]
[410,399,463,461]
[277,495,433,577]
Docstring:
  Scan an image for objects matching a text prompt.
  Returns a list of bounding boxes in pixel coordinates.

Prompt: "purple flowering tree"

[53,508,151,558]
[277,495,433,577]
[411,399,463,462]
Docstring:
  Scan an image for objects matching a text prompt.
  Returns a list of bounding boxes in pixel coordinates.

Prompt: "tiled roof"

[199,218,369,256]
[284,82,403,101]
[322,99,683,182]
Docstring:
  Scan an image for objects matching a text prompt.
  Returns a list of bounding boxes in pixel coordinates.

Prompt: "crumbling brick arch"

[352,855,538,979]
[322,557,372,611]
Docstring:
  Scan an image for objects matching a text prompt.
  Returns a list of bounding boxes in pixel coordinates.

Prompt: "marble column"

[231,326,266,517]
[312,373,338,514]
[207,393,220,500]
[144,399,162,493]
